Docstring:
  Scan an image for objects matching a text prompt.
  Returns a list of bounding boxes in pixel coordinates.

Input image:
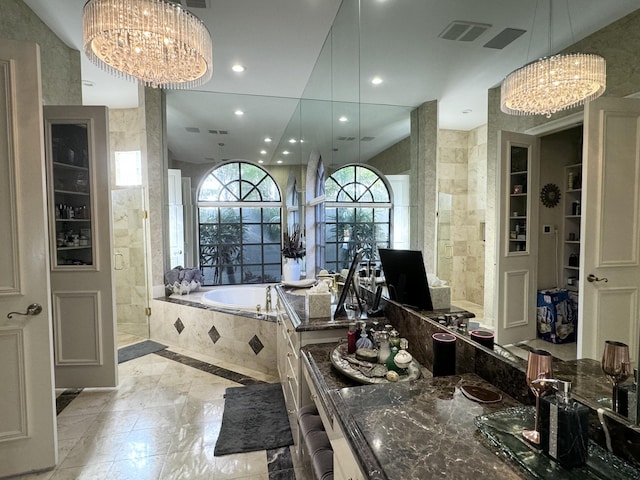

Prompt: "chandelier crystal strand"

[83,0,213,89]
[500,53,606,117]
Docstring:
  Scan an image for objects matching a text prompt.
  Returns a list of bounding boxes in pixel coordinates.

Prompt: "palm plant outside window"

[324,165,392,272]
[197,162,282,285]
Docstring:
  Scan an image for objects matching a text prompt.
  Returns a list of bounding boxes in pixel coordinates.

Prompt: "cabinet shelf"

[56,218,90,222]
[57,246,91,251]
[565,265,580,271]
[565,215,581,219]
[564,240,580,244]
[510,170,527,175]
[53,161,88,171]
[54,189,90,196]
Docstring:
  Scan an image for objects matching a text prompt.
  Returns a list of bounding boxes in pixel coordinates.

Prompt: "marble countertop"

[302,343,526,479]
[276,284,473,333]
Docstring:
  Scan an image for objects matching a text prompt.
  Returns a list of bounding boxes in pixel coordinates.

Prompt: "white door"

[168,168,184,268]
[44,105,117,388]
[0,40,57,477]
[579,97,640,361]
[495,131,540,346]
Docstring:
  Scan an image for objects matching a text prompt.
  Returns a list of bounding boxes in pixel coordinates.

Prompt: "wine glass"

[602,340,631,412]
[523,349,554,445]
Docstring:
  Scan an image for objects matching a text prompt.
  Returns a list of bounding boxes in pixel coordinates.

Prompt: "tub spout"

[265,285,272,312]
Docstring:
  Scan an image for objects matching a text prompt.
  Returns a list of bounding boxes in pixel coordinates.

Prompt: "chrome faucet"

[265,285,272,312]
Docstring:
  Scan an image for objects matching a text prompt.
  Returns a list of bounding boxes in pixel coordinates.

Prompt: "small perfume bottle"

[536,379,589,468]
[617,368,638,422]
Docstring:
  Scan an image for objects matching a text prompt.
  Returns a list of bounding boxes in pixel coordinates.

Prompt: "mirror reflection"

[164,0,640,427]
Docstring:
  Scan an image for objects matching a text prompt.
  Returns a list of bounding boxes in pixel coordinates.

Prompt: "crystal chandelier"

[82,0,213,89]
[500,1,606,117]
[501,53,606,117]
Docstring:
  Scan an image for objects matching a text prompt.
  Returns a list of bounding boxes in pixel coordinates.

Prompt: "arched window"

[197,162,282,285]
[324,164,392,272]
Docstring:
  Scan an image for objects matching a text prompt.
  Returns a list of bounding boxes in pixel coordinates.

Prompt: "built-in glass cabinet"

[47,122,94,268]
[508,146,528,253]
[563,163,582,291]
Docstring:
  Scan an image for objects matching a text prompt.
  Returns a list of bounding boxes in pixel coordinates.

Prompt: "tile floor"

[18,335,301,480]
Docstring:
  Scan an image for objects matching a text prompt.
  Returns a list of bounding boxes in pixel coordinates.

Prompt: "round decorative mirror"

[540,183,561,208]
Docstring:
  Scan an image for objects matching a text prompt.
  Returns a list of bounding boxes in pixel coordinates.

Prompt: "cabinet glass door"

[48,122,94,268]
[508,145,528,253]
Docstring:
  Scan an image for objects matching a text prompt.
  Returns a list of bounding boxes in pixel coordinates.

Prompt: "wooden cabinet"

[44,106,117,388]
[562,163,582,291]
[508,145,529,253]
[48,123,94,268]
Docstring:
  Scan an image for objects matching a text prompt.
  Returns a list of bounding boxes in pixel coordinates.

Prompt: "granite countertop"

[302,343,526,479]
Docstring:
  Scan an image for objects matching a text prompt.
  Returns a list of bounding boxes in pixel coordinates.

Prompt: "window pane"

[338,208,355,223]
[325,178,339,201]
[199,175,224,201]
[242,208,261,222]
[197,162,282,286]
[370,179,390,202]
[374,208,390,222]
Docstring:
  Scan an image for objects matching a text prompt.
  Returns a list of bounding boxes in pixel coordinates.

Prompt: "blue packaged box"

[536,289,577,344]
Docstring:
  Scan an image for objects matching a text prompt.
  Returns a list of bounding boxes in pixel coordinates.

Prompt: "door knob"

[7,303,43,319]
[587,274,608,283]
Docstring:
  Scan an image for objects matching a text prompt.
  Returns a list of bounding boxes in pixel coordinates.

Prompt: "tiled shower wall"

[437,126,487,305]
[109,108,149,338]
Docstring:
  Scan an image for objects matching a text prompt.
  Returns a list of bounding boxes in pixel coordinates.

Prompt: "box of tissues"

[305,281,332,318]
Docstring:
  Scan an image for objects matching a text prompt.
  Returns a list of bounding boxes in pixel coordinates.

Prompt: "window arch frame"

[196,161,283,285]
[323,163,393,272]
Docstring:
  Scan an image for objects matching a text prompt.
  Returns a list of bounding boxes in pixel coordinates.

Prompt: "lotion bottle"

[536,378,589,468]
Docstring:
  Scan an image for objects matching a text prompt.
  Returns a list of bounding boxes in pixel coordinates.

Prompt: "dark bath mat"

[117,340,167,363]
[214,383,293,456]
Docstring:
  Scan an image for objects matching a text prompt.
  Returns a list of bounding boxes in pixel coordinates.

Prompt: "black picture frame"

[334,249,362,317]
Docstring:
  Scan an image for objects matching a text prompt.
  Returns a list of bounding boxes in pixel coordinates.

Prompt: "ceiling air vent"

[439,21,491,42]
[483,28,527,50]
[208,129,218,134]
[360,136,375,142]
[185,127,200,133]
[337,136,356,141]
[218,130,228,135]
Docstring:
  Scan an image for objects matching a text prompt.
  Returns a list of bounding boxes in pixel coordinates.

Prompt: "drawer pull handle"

[311,394,317,400]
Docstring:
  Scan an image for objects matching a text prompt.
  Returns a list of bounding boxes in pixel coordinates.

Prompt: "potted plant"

[282,224,305,281]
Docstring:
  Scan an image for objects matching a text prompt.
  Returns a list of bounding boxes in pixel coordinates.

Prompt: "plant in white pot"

[282,224,305,282]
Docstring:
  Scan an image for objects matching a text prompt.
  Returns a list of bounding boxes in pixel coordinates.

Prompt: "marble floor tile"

[45,345,296,480]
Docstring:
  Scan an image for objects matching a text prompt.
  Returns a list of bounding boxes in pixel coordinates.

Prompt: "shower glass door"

[436,192,453,285]
[112,186,151,345]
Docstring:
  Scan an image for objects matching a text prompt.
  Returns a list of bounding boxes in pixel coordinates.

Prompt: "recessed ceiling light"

[82,80,95,87]
[276,160,283,164]
[282,150,290,155]
[264,137,272,143]
[232,64,246,73]
[289,138,297,143]
[234,109,244,116]
[258,159,264,164]
[339,116,348,122]
[371,76,383,85]
[260,150,267,155]
[462,109,472,114]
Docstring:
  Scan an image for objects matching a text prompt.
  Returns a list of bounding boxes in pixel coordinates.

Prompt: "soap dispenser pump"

[535,378,589,468]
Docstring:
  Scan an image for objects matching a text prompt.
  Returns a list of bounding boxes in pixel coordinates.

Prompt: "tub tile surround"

[152,293,278,378]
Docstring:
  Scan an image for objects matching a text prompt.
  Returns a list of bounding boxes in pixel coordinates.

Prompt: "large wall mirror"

[164,0,640,428]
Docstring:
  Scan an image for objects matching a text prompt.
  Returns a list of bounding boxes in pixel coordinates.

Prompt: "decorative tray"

[330,343,421,385]
[475,406,640,479]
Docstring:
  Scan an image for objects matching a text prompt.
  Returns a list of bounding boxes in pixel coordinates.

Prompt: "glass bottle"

[386,346,399,372]
[347,322,357,354]
[377,333,391,364]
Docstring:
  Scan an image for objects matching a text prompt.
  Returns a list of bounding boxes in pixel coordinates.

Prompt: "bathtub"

[201,284,277,312]
[151,284,279,378]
